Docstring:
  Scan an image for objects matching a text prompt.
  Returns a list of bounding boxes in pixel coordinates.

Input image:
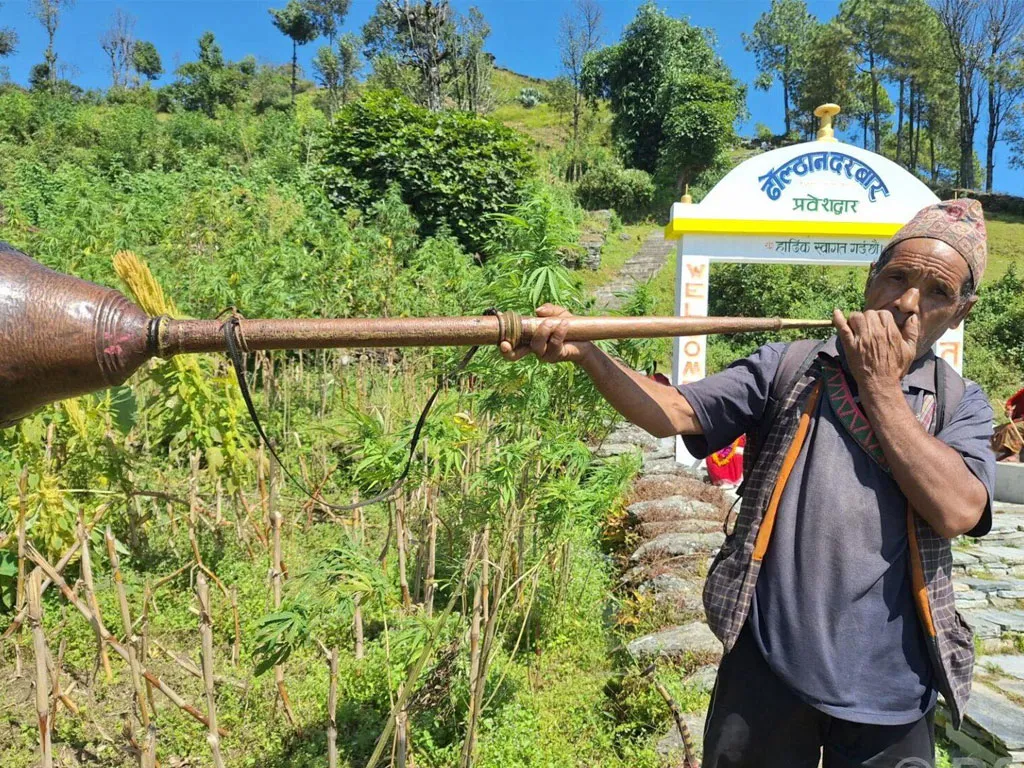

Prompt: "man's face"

[864,237,977,358]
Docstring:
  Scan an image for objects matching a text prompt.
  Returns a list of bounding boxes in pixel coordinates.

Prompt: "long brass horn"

[0,243,831,426]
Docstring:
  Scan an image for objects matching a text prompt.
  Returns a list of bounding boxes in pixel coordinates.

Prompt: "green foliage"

[518,87,543,108]
[164,32,251,116]
[132,40,163,82]
[742,0,816,134]
[321,90,535,252]
[575,161,655,221]
[582,2,743,190]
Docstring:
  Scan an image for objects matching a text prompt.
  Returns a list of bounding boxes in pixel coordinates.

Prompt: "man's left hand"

[832,308,919,392]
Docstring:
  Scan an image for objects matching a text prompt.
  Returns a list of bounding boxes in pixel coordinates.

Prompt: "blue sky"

[1,0,1021,195]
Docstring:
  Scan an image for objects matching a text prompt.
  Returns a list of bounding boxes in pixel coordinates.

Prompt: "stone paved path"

[597,423,1024,767]
[593,230,674,310]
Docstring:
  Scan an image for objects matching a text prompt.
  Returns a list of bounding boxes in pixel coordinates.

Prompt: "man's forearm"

[576,344,700,438]
[860,383,986,538]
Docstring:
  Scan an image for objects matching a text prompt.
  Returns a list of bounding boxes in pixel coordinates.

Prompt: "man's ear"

[951,295,977,328]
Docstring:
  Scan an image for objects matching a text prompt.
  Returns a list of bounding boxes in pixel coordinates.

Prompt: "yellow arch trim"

[664,218,902,241]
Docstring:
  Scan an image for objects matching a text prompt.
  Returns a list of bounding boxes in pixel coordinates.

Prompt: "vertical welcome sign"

[666,107,960,466]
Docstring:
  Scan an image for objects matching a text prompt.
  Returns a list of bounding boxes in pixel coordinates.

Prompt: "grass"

[984,211,1024,280]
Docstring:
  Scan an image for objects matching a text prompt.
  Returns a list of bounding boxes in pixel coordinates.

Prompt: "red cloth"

[707,435,745,486]
[1008,387,1024,422]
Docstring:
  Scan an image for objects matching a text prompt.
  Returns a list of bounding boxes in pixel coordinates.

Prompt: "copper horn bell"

[0,242,833,427]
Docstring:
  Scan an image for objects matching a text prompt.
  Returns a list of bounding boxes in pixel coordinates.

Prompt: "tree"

[100,9,135,89]
[167,32,247,116]
[934,0,986,189]
[132,41,163,82]
[30,0,75,91]
[314,32,361,119]
[270,0,320,104]
[982,0,1024,191]
[558,0,602,144]
[446,6,493,113]
[303,0,351,42]
[0,3,18,61]
[363,0,453,111]
[839,0,899,153]
[583,2,743,179]
[743,0,816,136]
[792,21,864,139]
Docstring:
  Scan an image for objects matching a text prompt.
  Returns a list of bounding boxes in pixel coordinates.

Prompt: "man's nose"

[894,287,921,317]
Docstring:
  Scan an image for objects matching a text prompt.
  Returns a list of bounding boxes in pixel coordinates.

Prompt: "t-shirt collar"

[819,335,936,394]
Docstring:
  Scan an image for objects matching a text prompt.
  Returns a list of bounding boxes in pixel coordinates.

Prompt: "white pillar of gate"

[667,105,963,467]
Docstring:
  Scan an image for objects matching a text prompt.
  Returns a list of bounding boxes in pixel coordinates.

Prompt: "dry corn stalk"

[28,569,52,768]
[197,573,225,768]
[79,514,114,682]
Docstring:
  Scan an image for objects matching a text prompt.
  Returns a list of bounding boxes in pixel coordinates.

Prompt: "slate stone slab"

[684,665,718,693]
[626,496,720,523]
[976,546,1024,565]
[992,678,1024,700]
[626,621,722,661]
[957,593,989,609]
[642,458,688,475]
[639,573,697,596]
[954,550,980,566]
[974,610,1024,633]
[656,711,706,760]
[961,610,1004,639]
[961,577,1015,594]
[983,655,1024,680]
[631,532,726,562]
[964,684,1024,750]
[594,443,642,458]
[639,519,722,537]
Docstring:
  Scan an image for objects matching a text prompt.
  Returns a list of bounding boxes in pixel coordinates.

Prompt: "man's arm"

[576,343,701,438]
[835,309,987,538]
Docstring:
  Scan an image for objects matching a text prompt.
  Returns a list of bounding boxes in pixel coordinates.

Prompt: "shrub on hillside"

[575,162,655,221]
[518,87,544,108]
[320,90,535,253]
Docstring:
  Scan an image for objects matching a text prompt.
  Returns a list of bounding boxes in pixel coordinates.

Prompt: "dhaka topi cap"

[883,198,988,287]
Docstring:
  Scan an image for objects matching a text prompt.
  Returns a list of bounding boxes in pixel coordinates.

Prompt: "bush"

[575,162,655,221]
[320,90,535,253]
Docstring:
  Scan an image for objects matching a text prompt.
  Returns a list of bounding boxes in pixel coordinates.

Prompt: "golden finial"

[681,184,692,204]
[814,104,841,142]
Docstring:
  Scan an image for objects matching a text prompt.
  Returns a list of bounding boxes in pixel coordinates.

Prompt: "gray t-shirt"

[678,338,995,725]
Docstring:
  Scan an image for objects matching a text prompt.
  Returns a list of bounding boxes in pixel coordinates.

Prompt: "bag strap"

[737,338,824,497]
[933,355,966,435]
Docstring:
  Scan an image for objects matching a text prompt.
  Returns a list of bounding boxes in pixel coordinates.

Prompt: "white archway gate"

[667,106,963,466]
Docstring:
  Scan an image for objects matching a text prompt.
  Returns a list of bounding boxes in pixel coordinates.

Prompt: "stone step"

[638,519,723,538]
[626,621,722,661]
[626,496,722,523]
[630,532,726,563]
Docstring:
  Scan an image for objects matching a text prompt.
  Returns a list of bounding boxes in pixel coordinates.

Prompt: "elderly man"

[502,199,995,767]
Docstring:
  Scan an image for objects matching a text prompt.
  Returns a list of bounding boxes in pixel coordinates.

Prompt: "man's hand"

[499,303,594,365]
[832,308,919,392]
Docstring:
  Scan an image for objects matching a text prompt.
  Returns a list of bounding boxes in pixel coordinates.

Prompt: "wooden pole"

[197,573,225,768]
[27,569,52,768]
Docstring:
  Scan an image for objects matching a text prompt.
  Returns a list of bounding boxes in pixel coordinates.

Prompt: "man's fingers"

[500,340,531,362]
[901,313,921,348]
[531,318,557,359]
[833,308,856,347]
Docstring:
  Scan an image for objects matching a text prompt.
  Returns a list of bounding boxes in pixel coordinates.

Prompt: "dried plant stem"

[424,487,437,617]
[230,587,241,667]
[269,460,297,727]
[104,528,151,745]
[328,647,339,768]
[28,569,52,768]
[14,470,28,677]
[461,548,485,768]
[396,496,411,609]
[24,543,228,737]
[150,639,246,691]
[79,514,114,682]
[142,580,157,716]
[353,503,365,660]
[197,574,225,768]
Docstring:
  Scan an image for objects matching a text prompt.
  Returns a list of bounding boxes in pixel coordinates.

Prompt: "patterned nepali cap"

[884,198,988,286]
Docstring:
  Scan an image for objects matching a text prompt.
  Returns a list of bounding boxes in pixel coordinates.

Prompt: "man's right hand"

[499,303,595,365]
